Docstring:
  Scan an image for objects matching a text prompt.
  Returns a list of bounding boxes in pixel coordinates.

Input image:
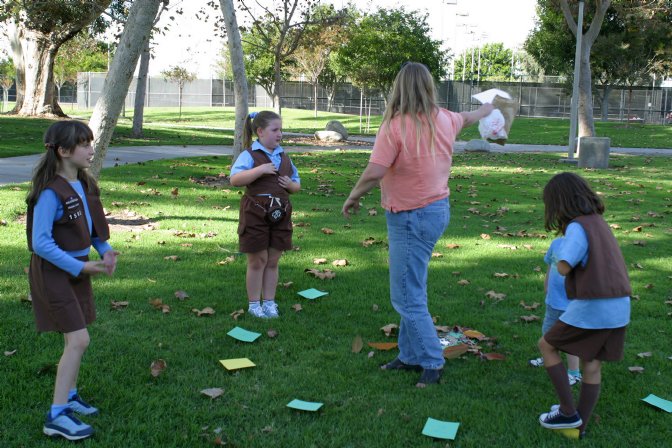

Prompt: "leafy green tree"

[332,7,449,99]
[0,56,15,111]
[160,65,197,119]
[0,0,112,116]
[53,34,108,101]
[454,43,512,81]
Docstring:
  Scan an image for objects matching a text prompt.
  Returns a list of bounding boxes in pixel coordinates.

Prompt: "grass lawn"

[1,107,670,158]
[0,151,670,447]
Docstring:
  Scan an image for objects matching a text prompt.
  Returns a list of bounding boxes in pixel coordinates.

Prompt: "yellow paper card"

[554,428,580,440]
[220,358,255,370]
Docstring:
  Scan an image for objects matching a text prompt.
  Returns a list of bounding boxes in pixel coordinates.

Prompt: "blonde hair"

[380,62,438,156]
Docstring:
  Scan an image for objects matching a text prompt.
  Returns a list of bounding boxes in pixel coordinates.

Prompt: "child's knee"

[66,330,90,352]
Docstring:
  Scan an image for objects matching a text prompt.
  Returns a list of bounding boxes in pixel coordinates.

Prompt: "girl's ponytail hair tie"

[249,111,258,119]
[45,143,57,152]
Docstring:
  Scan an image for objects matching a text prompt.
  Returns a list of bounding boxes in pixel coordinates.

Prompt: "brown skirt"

[238,195,293,253]
[29,254,95,333]
[544,321,626,362]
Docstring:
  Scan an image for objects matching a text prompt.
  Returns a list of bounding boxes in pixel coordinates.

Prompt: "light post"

[567,0,585,160]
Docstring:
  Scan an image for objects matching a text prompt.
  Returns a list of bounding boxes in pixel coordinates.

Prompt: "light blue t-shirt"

[557,222,630,329]
[230,141,300,186]
[32,180,112,277]
[544,237,569,311]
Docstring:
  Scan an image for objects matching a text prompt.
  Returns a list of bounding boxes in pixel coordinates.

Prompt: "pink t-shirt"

[369,108,464,212]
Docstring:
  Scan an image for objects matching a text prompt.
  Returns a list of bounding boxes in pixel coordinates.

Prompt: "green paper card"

[422,417,460,440]
[297,288,328,300]
[287,399,323,411]
[227,326,261,342]
[642,394,672,413]
[219,358,255,370]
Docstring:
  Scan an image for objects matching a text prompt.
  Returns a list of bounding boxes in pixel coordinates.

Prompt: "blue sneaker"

[68,394,99,416]
[539,407,582,429]
[43,407,94,440]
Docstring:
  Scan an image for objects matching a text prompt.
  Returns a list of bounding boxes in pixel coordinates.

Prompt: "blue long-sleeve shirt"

[32,181,112,277]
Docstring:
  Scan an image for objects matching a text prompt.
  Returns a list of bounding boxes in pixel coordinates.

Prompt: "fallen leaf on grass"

[281,281,293,288]
[463,330,487,340]
[4,349,17,357]
[633,263,644,269]
[435,325,451,332]
[217,256,235,265]
[110,301,129,310]
[519,301,541,311]
[637,352,652,358]
[291,303,303,312]
[164,255,179,261]
[533,266,542,272]
[480,233,491,240]
[644,283,654,289]
[267,329,278,338]
[305,268,336,280]
[261,425,273,434]
[367,342,398,351]
[313,257,328,265]
[332,259,349,266]
[368,351,375,358]
[628,366,644,373]
[431,252,443,258]
[192,307,215,317]
[443,344,469,359]
[610,223,621,230]
[372,304,379,312]
[171,188,179,197]
[352,336,364,353]
[520,315,540,323]
[457,279,470,286]
[150,359,167,377]
[485,290,506,301]
[362,237,384,247]
[321,227,335,235]
[200,388,224,399]
[482,352,506,361]
[381,324,399,337]
[230,309,244,320]
[497,244,518,250]
[493,272,509,278]
[368,208,378,216]
[149,299,170,313]
[633,240,647,247]
[445,243,460,249]
[175,290,189,300]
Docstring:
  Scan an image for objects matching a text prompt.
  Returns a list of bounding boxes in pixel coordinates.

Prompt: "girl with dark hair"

[27,120,119,440]
[342,62,494,387]
[537,172,630,437]
[230,111,300,318]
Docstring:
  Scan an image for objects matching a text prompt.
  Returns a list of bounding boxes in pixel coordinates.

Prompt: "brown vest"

[565,214,631,300]
[27,176,110,252]
[245,148,293,200]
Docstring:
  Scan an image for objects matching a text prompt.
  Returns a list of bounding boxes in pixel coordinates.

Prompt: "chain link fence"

[0,71,665,125]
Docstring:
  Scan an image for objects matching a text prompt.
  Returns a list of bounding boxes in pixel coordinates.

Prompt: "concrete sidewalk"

[1,140,670,186]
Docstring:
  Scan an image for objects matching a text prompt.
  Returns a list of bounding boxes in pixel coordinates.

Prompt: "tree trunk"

[273,59,282,115]
[89,0,162,179]
[578,49,595,138]
[220,0,249,159]
[12,28,65,116]
[313,81,318,118]
[131,40,151,138]
[8,23,25,112]
[598,85,612,121]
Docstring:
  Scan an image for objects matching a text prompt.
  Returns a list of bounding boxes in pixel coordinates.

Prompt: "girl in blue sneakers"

[27,121,118,441]
[528,236,582,386]
[537,172,630,437]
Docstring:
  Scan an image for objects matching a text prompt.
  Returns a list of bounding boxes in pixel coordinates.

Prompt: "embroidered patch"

[64,195,82,220]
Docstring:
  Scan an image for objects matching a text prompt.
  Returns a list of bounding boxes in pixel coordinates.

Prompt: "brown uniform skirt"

[29,254,95,333]
[238,195,293,253]
[544,321,626,362]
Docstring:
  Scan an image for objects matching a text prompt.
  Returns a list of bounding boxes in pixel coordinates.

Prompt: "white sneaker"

[248,304,267,318]
[262,301,279,318]
[529,357,544,367]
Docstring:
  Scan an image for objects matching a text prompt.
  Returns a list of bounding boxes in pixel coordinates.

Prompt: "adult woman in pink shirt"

[343,62,494,387]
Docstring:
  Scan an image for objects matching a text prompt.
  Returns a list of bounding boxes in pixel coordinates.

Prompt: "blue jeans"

[386,198,450,370]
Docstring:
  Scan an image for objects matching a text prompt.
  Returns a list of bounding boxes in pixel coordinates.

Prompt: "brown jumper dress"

[27,176,110,333]
[237,148,294,253]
